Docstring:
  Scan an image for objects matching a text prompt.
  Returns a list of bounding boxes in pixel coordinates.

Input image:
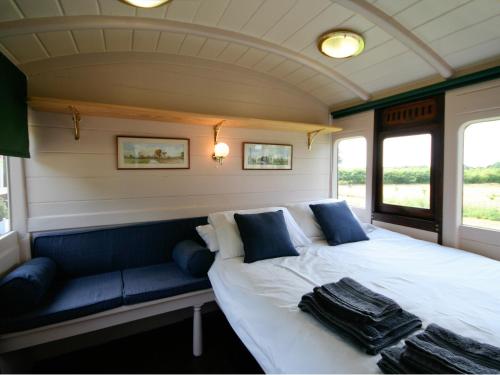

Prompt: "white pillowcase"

[285,198,370,240]
[196,224,219,252]
[208,206,311,260]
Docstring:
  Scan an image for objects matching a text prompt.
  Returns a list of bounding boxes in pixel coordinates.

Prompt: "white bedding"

[208,227,500,374]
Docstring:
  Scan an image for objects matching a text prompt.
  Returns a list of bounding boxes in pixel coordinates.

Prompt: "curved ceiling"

[1,0,499,109]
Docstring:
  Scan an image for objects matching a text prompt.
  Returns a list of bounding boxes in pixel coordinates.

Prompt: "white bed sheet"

[208,227,500,374]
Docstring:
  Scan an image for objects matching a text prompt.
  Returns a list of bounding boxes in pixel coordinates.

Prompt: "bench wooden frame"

[0,288,215,370]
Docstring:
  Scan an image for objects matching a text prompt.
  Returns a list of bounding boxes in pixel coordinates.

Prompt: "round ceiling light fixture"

[318,30,365,59]
[121,0,171,8]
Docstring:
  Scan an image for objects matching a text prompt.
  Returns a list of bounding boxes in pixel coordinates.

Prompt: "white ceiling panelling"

[104,29,133,52]
[97,0,135,16]
[72,29,105,53]
[412,0,500,43]
[178,34,206,56]
[235,47,267,68]
[263,0,331,45]
[156,32,185,54]
[14,0,63,18]
[281,3,353,52]
[216,43,248,64]
[253,53,286,72]
[216,0,265,32]
[192,0,230,27]
[268,60,302,79]
[0,0,498,108]
[0,0,23,21]
[165,0,201,23]
[37,31,78,57]
[132,30,160,52]
[240,0,297,38]
[59,0,100,16]
[1,34,48,63]
[197,39,228,60]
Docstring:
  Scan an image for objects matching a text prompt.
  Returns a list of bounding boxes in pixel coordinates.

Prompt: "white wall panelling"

[443,78,500,260]
[26,110,332,232]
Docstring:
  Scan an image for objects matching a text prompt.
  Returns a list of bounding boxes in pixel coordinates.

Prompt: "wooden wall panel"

[26,110,332,232]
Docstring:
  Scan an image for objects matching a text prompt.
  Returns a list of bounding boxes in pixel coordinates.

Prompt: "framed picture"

[117,136,190,169]
[243,142,293,170]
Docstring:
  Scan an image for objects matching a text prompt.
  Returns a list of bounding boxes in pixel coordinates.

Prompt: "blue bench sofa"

[0,217,215,361]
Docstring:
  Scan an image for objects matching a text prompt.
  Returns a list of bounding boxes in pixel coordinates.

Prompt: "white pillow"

[196,224,219,252]
[208,206,311,260]
[285,199,366,240]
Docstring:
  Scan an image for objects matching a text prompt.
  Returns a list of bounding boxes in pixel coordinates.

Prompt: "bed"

[208,225,500,373]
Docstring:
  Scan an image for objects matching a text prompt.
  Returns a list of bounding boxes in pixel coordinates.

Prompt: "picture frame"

[242,142,293,170]
[116,136,190,169]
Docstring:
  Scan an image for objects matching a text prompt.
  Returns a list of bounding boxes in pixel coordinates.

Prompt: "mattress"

[208,227,500,373]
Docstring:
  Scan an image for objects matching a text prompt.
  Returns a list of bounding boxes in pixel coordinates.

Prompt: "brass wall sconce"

[212,121,229,165]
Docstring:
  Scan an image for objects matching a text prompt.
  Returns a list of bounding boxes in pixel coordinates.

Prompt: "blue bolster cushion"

[172,240,215,277]
[0,257,57,315]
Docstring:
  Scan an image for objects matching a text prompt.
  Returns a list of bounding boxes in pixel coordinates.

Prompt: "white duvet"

[208,227,500,374]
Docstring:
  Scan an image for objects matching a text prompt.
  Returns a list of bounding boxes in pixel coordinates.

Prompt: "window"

[0,155,9,235]
[373,95,444,239]
[462,120,500,231]
[337,137,366,208]
[382,134,431,209]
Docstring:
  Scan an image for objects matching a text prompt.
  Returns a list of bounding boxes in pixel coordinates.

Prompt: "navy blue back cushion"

[0,257,57,315]
[172,240,215,277]
[234,210,298,263]
[310,201,369,246]
[32,217,208,278]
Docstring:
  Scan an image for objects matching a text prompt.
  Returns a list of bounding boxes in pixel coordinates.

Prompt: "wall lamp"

[212,121,229,165]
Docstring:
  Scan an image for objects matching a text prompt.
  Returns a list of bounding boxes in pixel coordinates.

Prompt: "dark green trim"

[331,65,500,119]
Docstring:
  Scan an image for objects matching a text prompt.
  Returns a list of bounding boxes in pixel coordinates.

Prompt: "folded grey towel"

[378,346,418,374]
[315,277,401,323]
[403,324,500,374]
[299,293,421,355]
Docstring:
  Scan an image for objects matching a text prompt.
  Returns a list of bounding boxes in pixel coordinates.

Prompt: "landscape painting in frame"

[243,143,293,170]
[117,136,190,169]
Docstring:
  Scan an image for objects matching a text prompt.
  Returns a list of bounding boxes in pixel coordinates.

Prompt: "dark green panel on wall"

[0,52,29,158]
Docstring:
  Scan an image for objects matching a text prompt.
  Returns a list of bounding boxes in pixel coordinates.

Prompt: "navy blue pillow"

[172,240,215,277]
[0,257,57,315]
[310,201,369,246]
[234,210,299,263]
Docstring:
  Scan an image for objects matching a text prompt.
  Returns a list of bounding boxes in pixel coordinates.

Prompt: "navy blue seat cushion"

[31,217,208,278]
[234,210,299,264]
[0,257,57,315]
[0,271,123,334]
[310,201,369,246]
[172,240,215,277]
[122,263,211,305]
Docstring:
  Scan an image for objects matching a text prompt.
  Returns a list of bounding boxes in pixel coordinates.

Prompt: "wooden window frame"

[372,95,444,242]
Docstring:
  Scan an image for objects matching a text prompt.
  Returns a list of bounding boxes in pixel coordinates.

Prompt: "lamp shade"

[318,30,365,59]
[214,142,230,158]
[121,0,171,8]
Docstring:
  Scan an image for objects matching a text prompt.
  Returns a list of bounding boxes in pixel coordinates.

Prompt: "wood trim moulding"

[0,16,370,101]
[28,97,342,134]
[335,0,453,79]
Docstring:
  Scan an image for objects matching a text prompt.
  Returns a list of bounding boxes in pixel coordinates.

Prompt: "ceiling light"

[121,0,171,8]
[318,30,365,59]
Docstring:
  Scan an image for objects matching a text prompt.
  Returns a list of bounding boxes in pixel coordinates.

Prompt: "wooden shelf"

[28,97,341,134]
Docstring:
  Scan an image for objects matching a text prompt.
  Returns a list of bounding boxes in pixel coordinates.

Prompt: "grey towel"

[316,278,401,323]
[402,324,500,374]
[378,346,419,374]
[299,293,422,355]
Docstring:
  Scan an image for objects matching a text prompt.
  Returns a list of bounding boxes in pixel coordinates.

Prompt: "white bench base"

[0,288,215,370]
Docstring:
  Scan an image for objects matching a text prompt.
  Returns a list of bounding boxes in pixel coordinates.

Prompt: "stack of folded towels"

[378,323,500,374]
[298,277,422,354]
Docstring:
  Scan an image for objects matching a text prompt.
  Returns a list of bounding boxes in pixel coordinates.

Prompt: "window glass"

[337,137,367,208]
[463,120,500,230]
[382,134,431,209]
[0,155,9,235]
